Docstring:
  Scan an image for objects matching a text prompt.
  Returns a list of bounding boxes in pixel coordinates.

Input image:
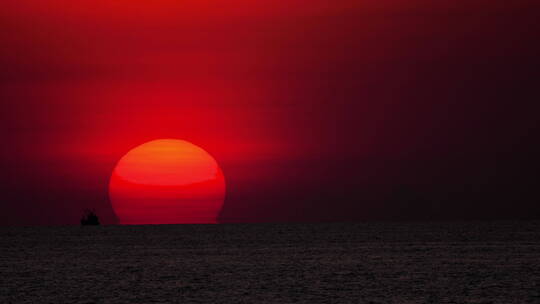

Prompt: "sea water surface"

[1,222,539,303]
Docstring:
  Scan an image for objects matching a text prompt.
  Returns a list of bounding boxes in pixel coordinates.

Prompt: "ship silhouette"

[80,209,100,226]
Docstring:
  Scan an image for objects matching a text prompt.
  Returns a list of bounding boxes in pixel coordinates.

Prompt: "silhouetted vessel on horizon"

[80,209,100,226]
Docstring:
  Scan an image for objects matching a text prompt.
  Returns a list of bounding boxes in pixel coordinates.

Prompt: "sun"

[109,139,226,224]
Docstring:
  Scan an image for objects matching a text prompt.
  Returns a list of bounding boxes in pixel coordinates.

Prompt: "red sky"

[1,0,539,224]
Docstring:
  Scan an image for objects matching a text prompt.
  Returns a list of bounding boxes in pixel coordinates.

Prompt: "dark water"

[1,222,539,303]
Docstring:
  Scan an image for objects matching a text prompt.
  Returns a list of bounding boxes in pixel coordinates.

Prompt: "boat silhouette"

[80,209,100,226]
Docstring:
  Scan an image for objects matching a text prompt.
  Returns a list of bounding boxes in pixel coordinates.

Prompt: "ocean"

[1,221,539,303]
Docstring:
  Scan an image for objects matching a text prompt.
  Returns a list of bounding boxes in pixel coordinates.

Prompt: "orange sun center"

[109,139,226,224]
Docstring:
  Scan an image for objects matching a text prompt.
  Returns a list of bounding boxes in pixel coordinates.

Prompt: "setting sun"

[109,139,225,224]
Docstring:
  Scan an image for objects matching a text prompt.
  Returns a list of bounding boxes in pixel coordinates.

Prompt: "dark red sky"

[1,0,539,225]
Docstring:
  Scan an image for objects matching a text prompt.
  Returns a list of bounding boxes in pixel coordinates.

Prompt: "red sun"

[109,139,226,224]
